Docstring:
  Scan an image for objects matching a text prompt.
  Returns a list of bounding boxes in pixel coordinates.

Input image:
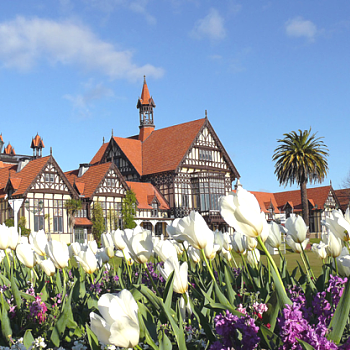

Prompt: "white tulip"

[76,248,98,274]
[214,231,224,252]
[96,247,110,267]
[187,246,201,264]
[90,290,139,348]
[247,248,260,266]
[173,211,214,250]
[286,235,309,253]
[46,240,69,269]
[166,218,188,243]
[69,242,81,258]
[159,256,188,294]
[322,231,342,258]
[266,222,282,249]
[0,224,11,250]
[8,226,19,250]
[88,240,98,254]
[246,237,257,251]
[16,243,35,268]
[285,214,308,244]
[220,248,232,262]
[230,231,247,254]
[154,240,177,262]
[324,210,350,242]
[29,230,48,256]
[345,208,350,225]
[111,229,127,250]
[127,227,153,264]
[311,242,328,260]
[37,257,56,276]
[222,232,232,251]
[101,233,115,258]
[219,187,264,238]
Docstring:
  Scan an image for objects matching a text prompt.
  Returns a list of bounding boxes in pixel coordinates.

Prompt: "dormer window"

[151,202,158,217]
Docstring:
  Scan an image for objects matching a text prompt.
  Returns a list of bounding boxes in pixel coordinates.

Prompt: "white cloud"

[0,16,164,81]
[64,82,114,119]
[190,8,226,41]
[285,16,317,41]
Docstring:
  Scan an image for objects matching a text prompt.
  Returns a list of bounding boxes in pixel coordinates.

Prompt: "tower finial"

[205,110,208,119]
[111,129,113,137]
[144,75,146,84]
[103,136,105,144]
[50,147,52,156]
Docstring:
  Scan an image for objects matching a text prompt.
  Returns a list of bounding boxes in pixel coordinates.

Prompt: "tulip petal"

[90,312,112,345]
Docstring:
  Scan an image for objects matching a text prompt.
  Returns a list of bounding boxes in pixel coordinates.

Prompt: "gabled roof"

[0,156,76,198]
[334,188,350,212]
[142,118,206,175]
[250,191,280,214]
[114,137,142,175]
[274,185,332,212]
[90,142,108,165]
[75,218,93,226]
[65,162,128,199]
[126,181,169,210]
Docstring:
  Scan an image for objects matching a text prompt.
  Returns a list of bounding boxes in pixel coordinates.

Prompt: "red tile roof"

[90,142,108,165]
[75,218,93,226]
[113,137,142,175]
[334,189,350,212]
[65,162,128,198]
[250,191,280,213]
[142,118,206,175]
[0,156,56,197]
[0,134,3,142]
[126,181,169,210]
[274,185,332,212]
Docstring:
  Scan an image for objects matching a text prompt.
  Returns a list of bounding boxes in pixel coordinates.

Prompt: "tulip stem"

[229,250,238,268]
[334,257,339,275]
[122,250,133,285]
[240,253,255,291]
[200,249,216,283]
[134,345,143,350]
[300,244,316,281]
[144,263,162,298]
[257,236,287,295]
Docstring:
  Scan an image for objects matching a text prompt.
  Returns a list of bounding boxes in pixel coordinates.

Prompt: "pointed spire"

[103,136,105,144]
[111,129,114,137]
[205,110,208,119]
[50,147,52,156]
[140,75,151,105]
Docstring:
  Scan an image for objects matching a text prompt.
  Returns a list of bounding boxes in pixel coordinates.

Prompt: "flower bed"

[1,186,350,349]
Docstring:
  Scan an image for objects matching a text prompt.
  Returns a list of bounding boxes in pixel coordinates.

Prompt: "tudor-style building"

[252,184,340,236]
[0,153,78,244]
[90,77,240,231]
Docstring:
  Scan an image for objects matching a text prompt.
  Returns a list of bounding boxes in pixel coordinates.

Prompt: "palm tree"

[272,128,329,227]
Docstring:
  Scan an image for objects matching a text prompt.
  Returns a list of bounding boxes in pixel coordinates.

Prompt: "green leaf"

[264,291,279,331]
[270,264,292,308]
[259,325,282,350]
[296,338,317,350]
[23,330,35,349]
[0,294,12,342]
[11,274,22,309]
[85,323,101,350]
[137,302,158,350]
[159,330,172,350]
[50,285,78,347]
[224,265,236,305]
[163,270,174,309]
[328,278,350,343]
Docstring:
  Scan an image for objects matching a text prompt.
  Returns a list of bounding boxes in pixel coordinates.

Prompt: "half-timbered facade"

[90,77,240,231]
[0,155,78,243]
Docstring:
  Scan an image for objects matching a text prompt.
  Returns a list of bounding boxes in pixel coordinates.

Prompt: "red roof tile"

[139,78,152,105]
[250,191,280,214]
[75,218,93,226]
[65,163,127,199]
[10,178,21,190]
[126,181,169,210]
[334,188,350,212]
[114,137,142,175]
[75,182,85,195]
[142,118,206,175]
[90,142,108,165]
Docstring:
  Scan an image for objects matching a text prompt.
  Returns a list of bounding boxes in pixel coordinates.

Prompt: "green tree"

[19,216,30,237]
[122,189,137,229]
[92,201,105,241]
[5,218,14,227]
[272,128,329,226]
[64,199,82,235]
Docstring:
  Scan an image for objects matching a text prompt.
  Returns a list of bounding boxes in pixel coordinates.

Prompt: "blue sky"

[0,0,349,193]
